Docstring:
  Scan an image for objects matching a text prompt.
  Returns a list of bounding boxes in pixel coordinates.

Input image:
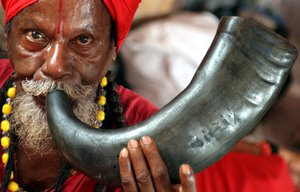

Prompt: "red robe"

[0,59,296,191]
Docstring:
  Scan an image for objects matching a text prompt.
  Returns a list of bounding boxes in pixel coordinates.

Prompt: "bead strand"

[95,76,107,129]
[1,83,22,192]
[1,77,109,190]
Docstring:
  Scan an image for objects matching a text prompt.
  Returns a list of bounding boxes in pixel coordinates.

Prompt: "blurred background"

[117,0,300,106]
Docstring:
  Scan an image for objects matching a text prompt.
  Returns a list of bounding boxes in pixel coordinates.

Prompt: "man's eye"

[76,35,93,45]
[25,31,45,42]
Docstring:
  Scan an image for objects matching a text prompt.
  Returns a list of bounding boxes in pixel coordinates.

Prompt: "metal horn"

[46,16,298,187]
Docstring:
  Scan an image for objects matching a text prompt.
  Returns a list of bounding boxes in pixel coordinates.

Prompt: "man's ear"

[4,32,8,50]
[111,42,117,61]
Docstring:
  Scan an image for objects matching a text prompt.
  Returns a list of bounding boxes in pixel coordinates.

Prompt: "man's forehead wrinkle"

[17,15,56,36]
[18,11,48,21]
[59,19,98,37]
[70,2,94,21]
[77,24,97,32]
[58,0,95,34]
[15,3,59,34]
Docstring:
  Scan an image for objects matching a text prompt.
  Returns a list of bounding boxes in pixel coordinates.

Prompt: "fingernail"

[179,186,183,192]
[141,136,152,145]
[181,164,191,175]
[129,139,138,148]
[120,148,128,158]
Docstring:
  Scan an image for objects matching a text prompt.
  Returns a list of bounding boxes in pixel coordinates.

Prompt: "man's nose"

[41,42,72,80]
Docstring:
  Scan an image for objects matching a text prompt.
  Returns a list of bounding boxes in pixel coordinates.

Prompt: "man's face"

[5,0,116,154]
[6,0,116,86]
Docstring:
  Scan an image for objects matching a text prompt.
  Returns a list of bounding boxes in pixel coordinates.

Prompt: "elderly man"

[0,0,299,192]
[0,0,197,191]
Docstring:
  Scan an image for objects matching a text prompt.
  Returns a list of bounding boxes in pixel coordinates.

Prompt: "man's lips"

[32,93,76,111]
[33,95,46,109]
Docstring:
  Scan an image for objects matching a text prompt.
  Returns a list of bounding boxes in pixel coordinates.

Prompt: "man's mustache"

[21,80,96,100]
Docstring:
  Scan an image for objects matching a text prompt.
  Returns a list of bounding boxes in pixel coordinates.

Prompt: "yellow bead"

[2,104,12,115]
[1,136,10,148]
[2,152,8,165]
[98,95,106,106]
[1,120,11,132]
[70,169,77,175]
[7,87,16,98]
[96,110,105,122]
[100,76,108,87]
[8,181,19,192]
[10,171,14,179]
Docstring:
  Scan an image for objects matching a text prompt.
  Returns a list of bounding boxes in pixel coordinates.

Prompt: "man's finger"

[140,136,173,191]
[179,164,197,192]
[127,139,155,191]
[119,148,138,192]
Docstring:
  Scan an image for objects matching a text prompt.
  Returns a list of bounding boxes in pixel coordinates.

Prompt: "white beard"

[10,80,99,155]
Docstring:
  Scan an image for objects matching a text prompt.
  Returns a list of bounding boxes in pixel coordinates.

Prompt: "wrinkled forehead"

[2,0,141,50]
[13,0,110,34]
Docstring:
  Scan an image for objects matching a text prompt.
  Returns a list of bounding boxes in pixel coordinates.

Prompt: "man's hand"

[119,136,197,191]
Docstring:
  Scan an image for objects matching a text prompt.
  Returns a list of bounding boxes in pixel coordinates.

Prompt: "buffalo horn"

[46,16,298,187]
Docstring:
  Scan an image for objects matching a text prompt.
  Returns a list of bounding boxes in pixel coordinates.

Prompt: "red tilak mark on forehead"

[57,0,63,34]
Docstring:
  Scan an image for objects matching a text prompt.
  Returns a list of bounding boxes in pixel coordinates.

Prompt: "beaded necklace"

[1,76,108,191]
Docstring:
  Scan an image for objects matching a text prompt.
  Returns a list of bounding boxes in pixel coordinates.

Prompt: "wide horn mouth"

[46,16,298,187]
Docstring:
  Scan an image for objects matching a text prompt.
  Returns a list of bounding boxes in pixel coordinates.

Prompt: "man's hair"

[4,19,12,34]
[110,20,117,44]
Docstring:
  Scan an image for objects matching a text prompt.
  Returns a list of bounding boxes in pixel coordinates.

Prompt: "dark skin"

[6,0,197,191]
[119,137,197,192]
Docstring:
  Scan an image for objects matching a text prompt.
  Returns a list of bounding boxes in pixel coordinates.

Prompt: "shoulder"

[117,85,159,126]
[0,59,13,88]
